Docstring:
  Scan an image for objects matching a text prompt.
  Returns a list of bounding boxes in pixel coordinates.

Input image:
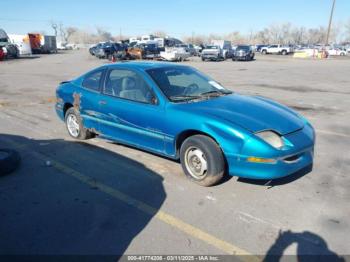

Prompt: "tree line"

[52,21,350,45]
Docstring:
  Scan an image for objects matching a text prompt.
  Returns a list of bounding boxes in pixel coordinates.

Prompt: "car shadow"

[263,230,345,262]
[17,55,41,59]
[0,134,166,256]
[237,164,313,187]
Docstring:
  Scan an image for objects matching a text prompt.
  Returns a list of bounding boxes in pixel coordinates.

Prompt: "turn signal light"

[247,157,277,163]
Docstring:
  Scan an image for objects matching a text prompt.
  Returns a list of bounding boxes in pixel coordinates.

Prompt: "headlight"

[256,131,284,149]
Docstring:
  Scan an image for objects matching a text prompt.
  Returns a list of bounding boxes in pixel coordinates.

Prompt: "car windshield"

[206,45,218,49]
[146,66,232,102]
[236,45,250,51]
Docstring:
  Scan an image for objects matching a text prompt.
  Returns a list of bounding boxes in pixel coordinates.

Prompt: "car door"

[269,45,278,53]
[78,68,105,132]
[97,67,166,154]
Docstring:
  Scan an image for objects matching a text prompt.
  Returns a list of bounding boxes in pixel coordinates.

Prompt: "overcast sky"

[1,0,349,37]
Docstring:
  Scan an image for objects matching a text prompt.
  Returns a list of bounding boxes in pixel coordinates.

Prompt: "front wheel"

[180,135,225,186]
[65,108,93,140]
[281,50,287,55]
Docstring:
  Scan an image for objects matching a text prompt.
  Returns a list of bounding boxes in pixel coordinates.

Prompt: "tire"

[0,149,21,176]
[340,52,345,56]
[180,135,225,186]
[262,50,267,55]
[281,50,287,55]
[201,57,205,61]
[65,107,93,140]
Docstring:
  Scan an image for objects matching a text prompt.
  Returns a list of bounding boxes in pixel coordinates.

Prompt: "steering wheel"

[184,83,199,95]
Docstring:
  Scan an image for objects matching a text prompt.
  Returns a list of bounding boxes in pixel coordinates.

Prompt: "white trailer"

[8,34,32,56]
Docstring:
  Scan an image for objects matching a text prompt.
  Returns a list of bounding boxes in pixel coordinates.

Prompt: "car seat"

[119,77,146,102]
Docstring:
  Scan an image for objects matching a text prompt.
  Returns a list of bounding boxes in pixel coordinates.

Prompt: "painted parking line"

[1,137,259,262]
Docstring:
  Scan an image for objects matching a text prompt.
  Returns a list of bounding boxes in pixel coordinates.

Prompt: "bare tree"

[50,21,58,37]
[96,27,112,42]
[345,19,350,41]
[183,34,207,45]
[59,23,77,43]
[152,30,167,38]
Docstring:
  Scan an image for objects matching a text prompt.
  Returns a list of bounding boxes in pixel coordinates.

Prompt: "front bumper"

[202,53,220,60]
[226,148,313,179]
[226,126,315,179]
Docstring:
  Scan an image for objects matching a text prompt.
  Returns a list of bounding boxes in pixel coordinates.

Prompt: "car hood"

[177,94,304,135]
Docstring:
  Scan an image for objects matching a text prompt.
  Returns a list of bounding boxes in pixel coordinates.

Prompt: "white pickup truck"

[261,45,293,55]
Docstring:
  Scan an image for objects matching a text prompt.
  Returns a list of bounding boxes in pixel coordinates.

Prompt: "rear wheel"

[262,50,267,54]
[65,107,93,140]
[180,135,225,186]
[281,50,287,55]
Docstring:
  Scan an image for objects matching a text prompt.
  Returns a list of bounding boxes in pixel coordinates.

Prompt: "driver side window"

[104,69,156,104]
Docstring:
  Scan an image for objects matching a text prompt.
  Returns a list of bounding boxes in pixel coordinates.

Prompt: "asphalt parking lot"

[1,50,349,259]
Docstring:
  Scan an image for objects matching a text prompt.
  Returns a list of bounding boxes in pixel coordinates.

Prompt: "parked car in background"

[255,44,267,52]
[127,45,143,60]
[327,48,347,56]
[201,45,224,61]
[0,29,19,59]
[57,42,67,50]
[137,43,160,59]
[211,40,233,58]
[94,42,123,59]
[8,34,32,56]
[127,43,160,60]
[160,47,190,61]
[0,46,5,60]
[176,44,196,56]
[261,44,293,55]
[89,43,103,56]
[55,62,315,186]
[233,45,255,61]
[193,45,203,56]
[66,43,78,50]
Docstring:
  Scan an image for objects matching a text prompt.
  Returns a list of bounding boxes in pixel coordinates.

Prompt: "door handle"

[98,100,107,105]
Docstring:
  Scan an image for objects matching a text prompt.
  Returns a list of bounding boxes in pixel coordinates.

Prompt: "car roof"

[100,61,188,71]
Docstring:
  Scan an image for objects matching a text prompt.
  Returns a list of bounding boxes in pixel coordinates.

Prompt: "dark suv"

[232,45,255,61]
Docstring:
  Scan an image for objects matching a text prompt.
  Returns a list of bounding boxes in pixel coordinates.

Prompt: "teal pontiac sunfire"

[55,62,315,186]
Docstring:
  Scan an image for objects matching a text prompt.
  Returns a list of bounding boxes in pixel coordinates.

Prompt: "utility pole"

[325,0,336,45]
[119,28,122,41]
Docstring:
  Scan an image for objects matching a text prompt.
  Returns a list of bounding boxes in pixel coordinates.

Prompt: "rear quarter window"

[82,70,103,91]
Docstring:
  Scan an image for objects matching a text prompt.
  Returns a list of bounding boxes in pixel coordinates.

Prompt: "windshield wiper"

[169,95,202,102]
[200,90,233,96]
